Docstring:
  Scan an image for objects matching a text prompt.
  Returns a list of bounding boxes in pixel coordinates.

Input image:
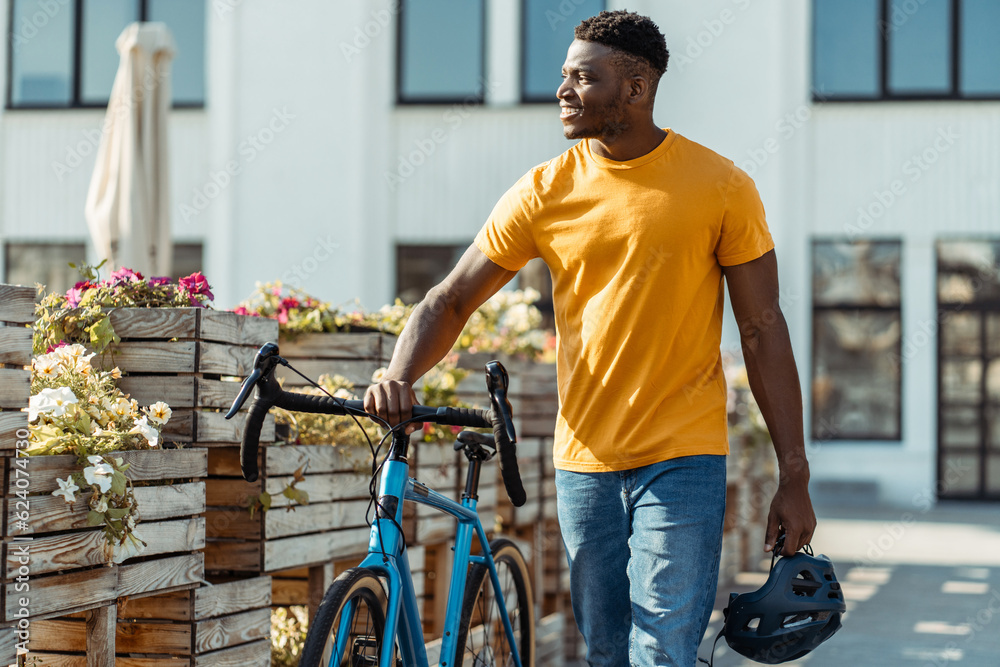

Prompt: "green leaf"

[86,511,106,526]
[110,471,127,497]
[86,315,120,353]
[259,491,272,513]
[106,508,129,519]
[295,489,309,505]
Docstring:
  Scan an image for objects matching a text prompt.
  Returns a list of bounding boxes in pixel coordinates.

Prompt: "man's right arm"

[363,243,519,428]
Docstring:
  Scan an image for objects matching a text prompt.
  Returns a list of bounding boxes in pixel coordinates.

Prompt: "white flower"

[371,367,387,383]
[74,358,93,376]
[145,401,172,425]
[110,367,122,380]
[110,531,146,564]
[51,477,79,503]
[126,514,136,530]
[333,388,354,400]
[129,416,159,447]
[32,356,61,379]
[83,460,114,493]
[112,398,131,418]
[28,387,79,421]
[93,497,108,513]
[56,344,94,363]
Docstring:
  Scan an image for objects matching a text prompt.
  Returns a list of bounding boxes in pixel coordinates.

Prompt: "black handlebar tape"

[275,392,360,415]
[241,396,270,482]
[492,413,526,507]
[411,405,492,428]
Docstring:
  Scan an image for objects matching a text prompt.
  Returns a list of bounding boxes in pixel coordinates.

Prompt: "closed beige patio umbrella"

[85,22,174,277]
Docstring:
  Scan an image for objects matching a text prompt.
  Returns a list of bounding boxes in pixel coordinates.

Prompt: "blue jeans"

[556,455,727,667]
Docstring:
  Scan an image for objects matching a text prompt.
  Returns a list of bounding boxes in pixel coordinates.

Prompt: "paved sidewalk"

[698,501,1000,666]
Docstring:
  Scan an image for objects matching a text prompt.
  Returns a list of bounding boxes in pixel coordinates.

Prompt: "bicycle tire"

[455,538,535,667]
[300,567,390,667]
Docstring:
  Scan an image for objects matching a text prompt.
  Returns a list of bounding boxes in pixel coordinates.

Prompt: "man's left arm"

[722,249,816,556]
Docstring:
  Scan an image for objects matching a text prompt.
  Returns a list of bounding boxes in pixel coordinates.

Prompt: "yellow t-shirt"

[475,130,773,472]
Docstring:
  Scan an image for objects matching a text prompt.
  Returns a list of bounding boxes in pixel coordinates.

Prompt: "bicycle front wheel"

[456,538,535,667]
[300,567,389,667]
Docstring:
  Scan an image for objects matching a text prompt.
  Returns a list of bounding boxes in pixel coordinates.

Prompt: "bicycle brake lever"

[225,342,282,419]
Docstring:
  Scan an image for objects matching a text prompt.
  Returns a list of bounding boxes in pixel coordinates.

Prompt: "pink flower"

[281,297,300,310]
[422,422,433,435]
[178,273,214,301]
[65,281,95,307]
[45,341,69,354]
[110,267,143,285]
[276,308,289,324]
[232,306,249,316]
[270,286,282,297]
[450,425,462,434]
[148,276,172,286]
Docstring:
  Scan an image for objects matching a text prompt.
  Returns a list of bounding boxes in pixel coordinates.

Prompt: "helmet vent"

[782,612,816,629]
[743,616,761,632]
[791,571,821,597]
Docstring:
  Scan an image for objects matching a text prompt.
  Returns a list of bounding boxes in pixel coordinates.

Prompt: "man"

[366,10,815,666]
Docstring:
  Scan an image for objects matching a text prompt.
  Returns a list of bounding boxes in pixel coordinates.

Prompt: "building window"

[936,239,1000,499]
[812,0,1000,100]
[8,0,206,108]
[395,244,468,304]
[3,241,204,296]
[397,0,485,104]
[811,239,902,440]
[521,0,604,103]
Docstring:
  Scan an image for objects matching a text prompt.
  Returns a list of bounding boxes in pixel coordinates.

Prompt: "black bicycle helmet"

[700,540,846,665]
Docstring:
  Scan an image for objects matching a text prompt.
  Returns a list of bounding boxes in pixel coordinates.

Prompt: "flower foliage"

[33,263,214,355]
[28,343,171,562]
[271,606,309,666]
[724,354,771,451]
[457,287,552,360]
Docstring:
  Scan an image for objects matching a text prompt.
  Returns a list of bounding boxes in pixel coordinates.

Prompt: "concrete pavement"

[698,501,1000,666]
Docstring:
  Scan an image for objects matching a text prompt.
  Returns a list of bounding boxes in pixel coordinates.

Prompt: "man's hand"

[364,379,419,434]
[765,477,817,556]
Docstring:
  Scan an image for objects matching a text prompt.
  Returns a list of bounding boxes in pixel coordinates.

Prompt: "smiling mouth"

[560,106,582,120]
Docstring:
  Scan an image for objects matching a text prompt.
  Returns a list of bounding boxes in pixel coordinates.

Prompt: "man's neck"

[588,124,668,162]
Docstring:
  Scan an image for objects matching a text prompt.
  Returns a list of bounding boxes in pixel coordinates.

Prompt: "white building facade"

[2,0,998,507]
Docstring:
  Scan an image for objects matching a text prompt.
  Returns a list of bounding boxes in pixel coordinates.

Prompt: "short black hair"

[575,10,669,79]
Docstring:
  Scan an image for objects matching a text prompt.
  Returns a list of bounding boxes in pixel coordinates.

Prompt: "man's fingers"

[764,511,781,553]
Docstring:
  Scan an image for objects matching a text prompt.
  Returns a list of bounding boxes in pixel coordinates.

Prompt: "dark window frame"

[395,0,488,106]
[812,0,1000,102]
[935,237,1000,500]
[519,0,607,104]
[809,237,904,442]
[5,0,205,110]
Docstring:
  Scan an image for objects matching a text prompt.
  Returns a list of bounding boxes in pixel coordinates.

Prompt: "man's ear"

[627,75,649,105]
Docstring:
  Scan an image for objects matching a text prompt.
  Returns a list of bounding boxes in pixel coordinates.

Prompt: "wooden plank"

[87,604,116,667]
[271,576,308,606]
[0,411,28,449]
[0,368,29,409]
[195,410,274,443]
[203,508,262,540]
[5,483,203,537]
[203,541,261,572]
[195,378,243,409]
[276,359,380,387]
[195,342,255,376]
[119,589,193,621]
[262,526,371,572]
[0,326,32,366]
[206,447,243,476]
[0,624,15,665]
[263,499,370,539]
[117,620,193,654]
[108,308,198,339]
[264,472,370,507]
[117,553,204,599]
[5,565,118,621]
[7,518,205,577]
[117,375,198,408]
[96,341,199,373]
[308,562,334,623]
[24,657,190,667]
[279,332,386,358]
[264,443,367,475]
[204,478,261,508]
[13,449,207,495]
[192,638,270,667]
[193,576,271,620]
[193,607,270,653]
[199,311,277,346]
[0,285,38,323]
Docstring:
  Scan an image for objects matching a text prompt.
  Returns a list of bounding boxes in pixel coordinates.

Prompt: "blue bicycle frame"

[332,434,524,667]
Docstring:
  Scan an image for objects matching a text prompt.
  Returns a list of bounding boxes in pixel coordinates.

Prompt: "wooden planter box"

[101,308,279,445]
[3,448,207,622]
[275,331,396,389]
[0,285,35,451]
[204,444,372,575]
[26,575,272,665]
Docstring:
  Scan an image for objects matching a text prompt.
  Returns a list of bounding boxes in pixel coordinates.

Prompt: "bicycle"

[225,342,536,667]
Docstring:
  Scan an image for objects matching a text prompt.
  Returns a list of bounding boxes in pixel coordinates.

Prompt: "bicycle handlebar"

[226,343,526,507]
